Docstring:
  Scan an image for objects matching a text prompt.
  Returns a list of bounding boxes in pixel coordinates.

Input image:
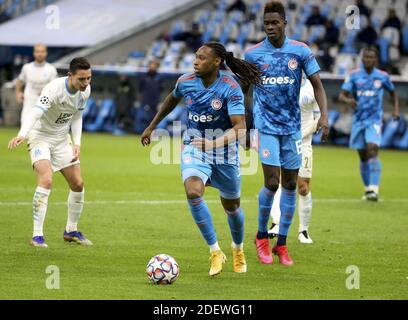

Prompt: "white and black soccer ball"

[146,254,179,285]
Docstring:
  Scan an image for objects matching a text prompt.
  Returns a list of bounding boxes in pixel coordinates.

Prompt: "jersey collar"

[65,77,78,96]
[197,71,221,90]
[264,36,289,51]
[362,66,377,76]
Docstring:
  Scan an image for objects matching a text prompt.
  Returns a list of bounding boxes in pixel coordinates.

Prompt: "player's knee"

[39,176,52,189]
[265,181,279,192]
[185,188,204,200]
[282,179,297,191]
[367,145,379,159]
[70,179,84,192]
[223,202,240,213]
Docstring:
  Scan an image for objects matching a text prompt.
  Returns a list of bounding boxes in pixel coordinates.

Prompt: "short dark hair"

[264,1,286,20]
[69,57,91,74]
[264,0,286,20]
[362,46,379,57]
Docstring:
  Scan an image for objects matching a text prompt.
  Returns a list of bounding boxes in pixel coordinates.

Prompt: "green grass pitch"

[0,127,407,300]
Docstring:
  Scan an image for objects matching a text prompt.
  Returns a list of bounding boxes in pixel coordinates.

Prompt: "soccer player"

[8,57,93,248]
[15,44,58,125]
[339,46,399,201]
[269,75,321,244]
[141,42,261,276]
[243,1,329,265]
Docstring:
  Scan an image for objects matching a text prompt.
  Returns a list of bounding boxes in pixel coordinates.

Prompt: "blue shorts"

[350,121,382,149]
[181,145,241,200]
[258,131,302,170]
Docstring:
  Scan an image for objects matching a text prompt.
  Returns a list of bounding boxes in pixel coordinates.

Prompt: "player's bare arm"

[390,90,400,120]
[8,106,45,150]
[70,111,83,162]
[191,115,246,151]
[309,72,329,142]
[141,93,182,146]
[15,79,24,104]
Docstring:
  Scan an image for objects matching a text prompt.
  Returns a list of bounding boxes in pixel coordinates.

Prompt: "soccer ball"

[146,254,180,285]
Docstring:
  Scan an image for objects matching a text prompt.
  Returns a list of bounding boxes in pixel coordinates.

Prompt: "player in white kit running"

[8,57,92,248]
[15,44,58,125]
[268,75,321,244]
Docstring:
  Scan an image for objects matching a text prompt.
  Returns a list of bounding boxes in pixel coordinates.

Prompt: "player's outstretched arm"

[309,73,329,142]
[141,93,182,146]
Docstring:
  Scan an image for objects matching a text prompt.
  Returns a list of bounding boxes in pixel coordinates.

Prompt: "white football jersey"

[18,62,58,101]
[29,77,90,141]
[299,79,320,142]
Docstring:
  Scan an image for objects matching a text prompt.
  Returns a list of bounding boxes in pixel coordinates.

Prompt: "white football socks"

[270,185,282,224]
[231,242,243,250]
[66,189,84,233]
[368,185,379,194]
[209,242,221,253]
[33,186,51,237]
[299,192,312,232]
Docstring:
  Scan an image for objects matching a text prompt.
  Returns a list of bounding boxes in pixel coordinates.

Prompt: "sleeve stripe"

[35,105,47,112]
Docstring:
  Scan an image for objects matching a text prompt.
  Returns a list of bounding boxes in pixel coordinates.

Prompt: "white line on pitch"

[0,198,407,206]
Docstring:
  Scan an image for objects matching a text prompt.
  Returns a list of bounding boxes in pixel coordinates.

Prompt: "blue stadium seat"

[403,24,408,53]
[377,37,390,65]
[381,116,406,148]
[237,23,252,47]
[321,3,332,17]
[82,97,97,126]
[394,128,408,149]
[219,23,232,45]
[202,24,216,43]
[341,30,358,54]
[84,99,116,133]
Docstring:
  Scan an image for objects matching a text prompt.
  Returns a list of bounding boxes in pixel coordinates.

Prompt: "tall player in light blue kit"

[339,46,399,201]
[141,42,261,276]
[244,1,329,265]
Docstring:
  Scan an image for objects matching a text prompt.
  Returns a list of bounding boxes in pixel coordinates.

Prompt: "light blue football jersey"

[244,36,320,135]
[342,67,395,124]
[172,71,245,164]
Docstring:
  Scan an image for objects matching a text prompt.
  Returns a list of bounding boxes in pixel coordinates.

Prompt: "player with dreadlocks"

[141,42,261,277]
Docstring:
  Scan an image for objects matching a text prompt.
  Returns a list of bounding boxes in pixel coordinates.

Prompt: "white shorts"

[28,136,80,172]
[299,143,313,179]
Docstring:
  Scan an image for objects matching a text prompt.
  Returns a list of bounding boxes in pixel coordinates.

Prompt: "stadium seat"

[82,97,98,126]
[377,37,390,65]
[394,126,408,150]
[381,116,406,148]
[403,24,408,53]
[84,99,116,133]
[179,53,195,72]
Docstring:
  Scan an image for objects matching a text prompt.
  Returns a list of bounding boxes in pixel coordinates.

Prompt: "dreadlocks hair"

[203,42,262,86]
[264,1,286,20]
